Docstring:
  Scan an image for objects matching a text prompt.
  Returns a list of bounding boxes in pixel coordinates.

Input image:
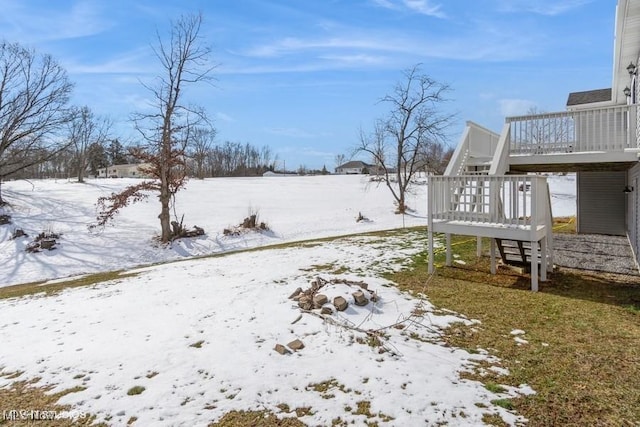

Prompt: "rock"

[274,344,290,355]
[287,339,304,351]
[12,229,27,239]
[0,214,11,225]
[369,292,378,303]
[288,287,302,299]
[321,306,333,315]
[352,290,369,306]
[40,239,56,250]
[298,295,313,310]
[333,296,348,312]
[356,282,368,290]
[313,293,328,308]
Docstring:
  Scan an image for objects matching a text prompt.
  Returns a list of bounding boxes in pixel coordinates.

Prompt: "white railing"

[428,175,550,229]
[507,104,638,154]
[444,121,500,176]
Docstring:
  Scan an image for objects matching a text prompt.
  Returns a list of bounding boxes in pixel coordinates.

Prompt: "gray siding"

[628,164,640,263]
[577,171,626,235]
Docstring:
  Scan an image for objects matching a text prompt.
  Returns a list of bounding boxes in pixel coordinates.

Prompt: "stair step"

[495,238,545,267]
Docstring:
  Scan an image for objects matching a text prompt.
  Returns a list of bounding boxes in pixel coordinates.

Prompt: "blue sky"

[0,0,616,170]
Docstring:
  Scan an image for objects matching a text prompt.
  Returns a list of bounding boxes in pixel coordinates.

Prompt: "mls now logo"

[3,410,21,421]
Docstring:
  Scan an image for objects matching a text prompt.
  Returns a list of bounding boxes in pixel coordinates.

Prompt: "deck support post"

[428,230,435,274]
[541,237,547,282]
[445,233,452,266]
[490,238,496,274]
[530,240,539,291]
[476,236,482,257]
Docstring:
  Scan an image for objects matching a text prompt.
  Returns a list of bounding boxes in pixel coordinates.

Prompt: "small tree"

[357,64,454,213]
[96,13,214,242]
[0,41,74,203]
[68,106,111,182]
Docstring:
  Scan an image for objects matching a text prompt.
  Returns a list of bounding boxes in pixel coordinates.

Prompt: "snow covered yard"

[0,174,576,425]
[0,230,533,426]
[0,174,575,288]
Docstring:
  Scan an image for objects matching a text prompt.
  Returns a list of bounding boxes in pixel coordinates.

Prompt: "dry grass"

[0,271,139,301]
[2,221,639,425]
[389,226,640,426]
[0,378,103,426]
[208,410,306,426]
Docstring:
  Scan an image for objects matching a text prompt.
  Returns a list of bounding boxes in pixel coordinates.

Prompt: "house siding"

[577,171,627,235]
[628,163,640,262]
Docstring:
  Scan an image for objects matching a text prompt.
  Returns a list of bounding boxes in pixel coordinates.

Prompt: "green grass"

[389,221,640,426]
[126,386,145,396]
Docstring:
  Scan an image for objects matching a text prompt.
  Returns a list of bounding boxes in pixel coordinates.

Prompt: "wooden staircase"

[495,238,543,272]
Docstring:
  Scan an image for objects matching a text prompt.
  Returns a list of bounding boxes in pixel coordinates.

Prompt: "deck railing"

[428,175,550,229]
[506,104,638,154]
[444,121,500,176]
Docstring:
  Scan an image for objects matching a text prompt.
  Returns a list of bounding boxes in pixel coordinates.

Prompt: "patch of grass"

[0,377,101,426]
[0,271,139,300]
[209,410,306,426]
[189,340,205,348]
[389,227,640,426]
[293,407,313,417]
[126,386,145,396]
[491,398,515,411]
[306,378,352,399]
[484,382,506,394]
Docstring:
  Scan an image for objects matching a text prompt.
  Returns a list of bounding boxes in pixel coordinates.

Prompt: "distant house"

[97,163,151,178]
[335,161,373,175]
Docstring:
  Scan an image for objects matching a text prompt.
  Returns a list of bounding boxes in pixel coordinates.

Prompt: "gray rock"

[313,293,328,308]
[298,295,313,310]
[274,344,290,355]
[333,296,348,311]
[288,287,303,299]
[320,306,333,315]
[352,290,369,306]
[287,339,304,351]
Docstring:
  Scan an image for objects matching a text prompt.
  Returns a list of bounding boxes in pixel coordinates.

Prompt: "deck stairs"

[495,239,543,272]
[428,121,554,291]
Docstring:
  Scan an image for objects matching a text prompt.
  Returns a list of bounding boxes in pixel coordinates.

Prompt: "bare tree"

[96,13,215,242]
[0,41,74,203]
[334,153,346,171]
[68,106,111,182]
[188,127,216,179]
[357,64,454,213]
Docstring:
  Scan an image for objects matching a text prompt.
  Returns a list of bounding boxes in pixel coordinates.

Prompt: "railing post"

[427,176,435,274]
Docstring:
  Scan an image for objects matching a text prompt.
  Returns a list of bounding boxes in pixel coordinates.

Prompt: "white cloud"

[498,0,592,16]
[215,112,235,123]
[498,99,538,117]
[0,1,112,43]
[371,0,446,18]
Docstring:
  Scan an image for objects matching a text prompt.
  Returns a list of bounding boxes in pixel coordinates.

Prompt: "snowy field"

[0,174,576,288]
[0,174,576,426]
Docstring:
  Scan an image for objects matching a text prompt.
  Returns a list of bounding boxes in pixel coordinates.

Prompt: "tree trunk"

[159,188,171,242]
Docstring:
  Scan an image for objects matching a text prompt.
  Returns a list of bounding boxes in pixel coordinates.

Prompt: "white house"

[335,161,373,174]
[427,0,640,291]
[97,163,151,178]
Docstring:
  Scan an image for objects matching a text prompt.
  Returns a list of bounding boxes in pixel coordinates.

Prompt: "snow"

[0,174,576,288]
[0,174,577,425]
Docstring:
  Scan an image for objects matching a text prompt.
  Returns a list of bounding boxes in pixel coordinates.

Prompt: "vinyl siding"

[628,163,640,262]
[577,171,626,235]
